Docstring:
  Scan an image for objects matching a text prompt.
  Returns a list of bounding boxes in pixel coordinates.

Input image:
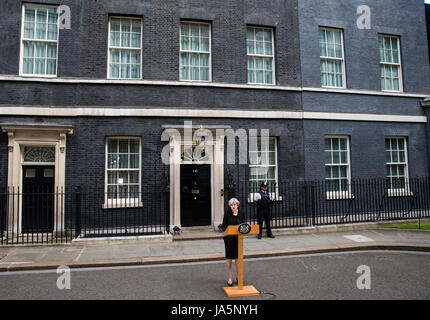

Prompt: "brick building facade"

[0,0,429,235]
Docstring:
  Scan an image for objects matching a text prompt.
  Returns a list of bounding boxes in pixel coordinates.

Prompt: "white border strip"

[0,75,427,98]
[0,106,426,123]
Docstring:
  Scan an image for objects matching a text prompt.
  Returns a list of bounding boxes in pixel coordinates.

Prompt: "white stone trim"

[1,125,73,235]
[168,129,225,232]
[0,75,427,98]
[0,105,426,123]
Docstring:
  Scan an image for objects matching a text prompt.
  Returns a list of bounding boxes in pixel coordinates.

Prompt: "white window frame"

[104,136,142,208]
[179,21,212,82]
[385,137,411,196]
[324,135,353,200]
[19,3,59,77]
[246,26,276,85]
[107,16,143,80]
[248,137,280,201]
[379,34,403,93]
[319,27,346,89]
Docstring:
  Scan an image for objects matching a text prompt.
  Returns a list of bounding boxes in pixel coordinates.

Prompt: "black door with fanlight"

[180,164,211,226]
[22,166,55,232]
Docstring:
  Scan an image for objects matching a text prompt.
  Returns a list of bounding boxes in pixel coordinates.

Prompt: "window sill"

[103,202,143,209]
[19,74,57,78]
[326,192,355,200]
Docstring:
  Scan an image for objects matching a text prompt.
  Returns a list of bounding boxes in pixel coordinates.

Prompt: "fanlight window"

[23,146,55,163]
[181,144,210,163]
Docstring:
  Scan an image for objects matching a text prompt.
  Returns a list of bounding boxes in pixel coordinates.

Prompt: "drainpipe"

[421,97,430,176]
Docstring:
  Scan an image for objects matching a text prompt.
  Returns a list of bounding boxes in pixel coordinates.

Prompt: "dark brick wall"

[0,115,305,189]
[0,0,301,86]
[303,120,428,180]
[299,0,430,93]
[302,92,424,116]
[0,81,302,110]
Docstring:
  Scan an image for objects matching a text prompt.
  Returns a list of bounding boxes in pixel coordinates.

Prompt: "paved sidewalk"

[0,226,429,272]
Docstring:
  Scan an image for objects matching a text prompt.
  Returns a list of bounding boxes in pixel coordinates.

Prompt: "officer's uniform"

[255,182,274,239]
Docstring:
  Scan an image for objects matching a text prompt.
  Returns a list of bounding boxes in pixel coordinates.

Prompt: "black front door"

[22,166,55,232]
[180,164,211,227]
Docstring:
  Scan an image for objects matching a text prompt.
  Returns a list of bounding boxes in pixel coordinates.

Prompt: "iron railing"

[0,186,170,245]
[226,177,430,229]
[1,177,429,245]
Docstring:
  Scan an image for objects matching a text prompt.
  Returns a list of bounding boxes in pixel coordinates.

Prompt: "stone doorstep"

[71,233,173,246]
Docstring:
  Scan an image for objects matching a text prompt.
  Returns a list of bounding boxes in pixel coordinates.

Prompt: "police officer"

[254,181,275,239]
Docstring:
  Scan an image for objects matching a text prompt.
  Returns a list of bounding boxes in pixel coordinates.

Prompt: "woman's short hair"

[228,198,240,206]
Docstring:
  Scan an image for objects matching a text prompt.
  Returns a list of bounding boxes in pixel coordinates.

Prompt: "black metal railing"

[226,177,430,229]
[1,177,429,245]
[0,186,170,245]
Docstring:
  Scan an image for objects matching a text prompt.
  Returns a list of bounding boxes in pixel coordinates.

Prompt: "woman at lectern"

[221,198,244,286]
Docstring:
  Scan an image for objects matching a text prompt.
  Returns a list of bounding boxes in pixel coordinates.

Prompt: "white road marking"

[343,235,375,243]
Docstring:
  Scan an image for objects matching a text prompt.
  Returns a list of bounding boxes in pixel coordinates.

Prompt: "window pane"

[131,64,140,78]
[110,31,120,47]
[46,43,56,58]
[23,58,34,74]
[181,23,189,36]
[46,59,56,75]
[36,8,47,23]
[200,37,209,52]
[200,67,209,81]
[247,40,255,54]
[131,33,140,48]
[190,24,199,37]
[131,20,141,33]
[111,18,121,32]
[130,50,140,64]
[265,71,273,84]
[121,50,130,63]
[180,66,189,80]
[47,23,57,40]
[200,24,209,37]
[36,22,47,40]
[24,22,35,39]
[130,171,139,183]
[108,171,117,184]
[191,36,199,51]
[108,154,118,169]
[255,41,264,54]
[25,7,36,22]
[119,140,129,153]
[181,35,190,51]
[121,32,130,47]
[200,54,209,67]
[110,63,119,78]
[48,10,57,24]
[248,70,255,83]
[35,58,45,74]
[23,41,34,57]
[118,155,129,168]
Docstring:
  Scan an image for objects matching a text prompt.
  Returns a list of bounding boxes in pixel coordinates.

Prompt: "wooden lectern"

[223,224,260,298]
